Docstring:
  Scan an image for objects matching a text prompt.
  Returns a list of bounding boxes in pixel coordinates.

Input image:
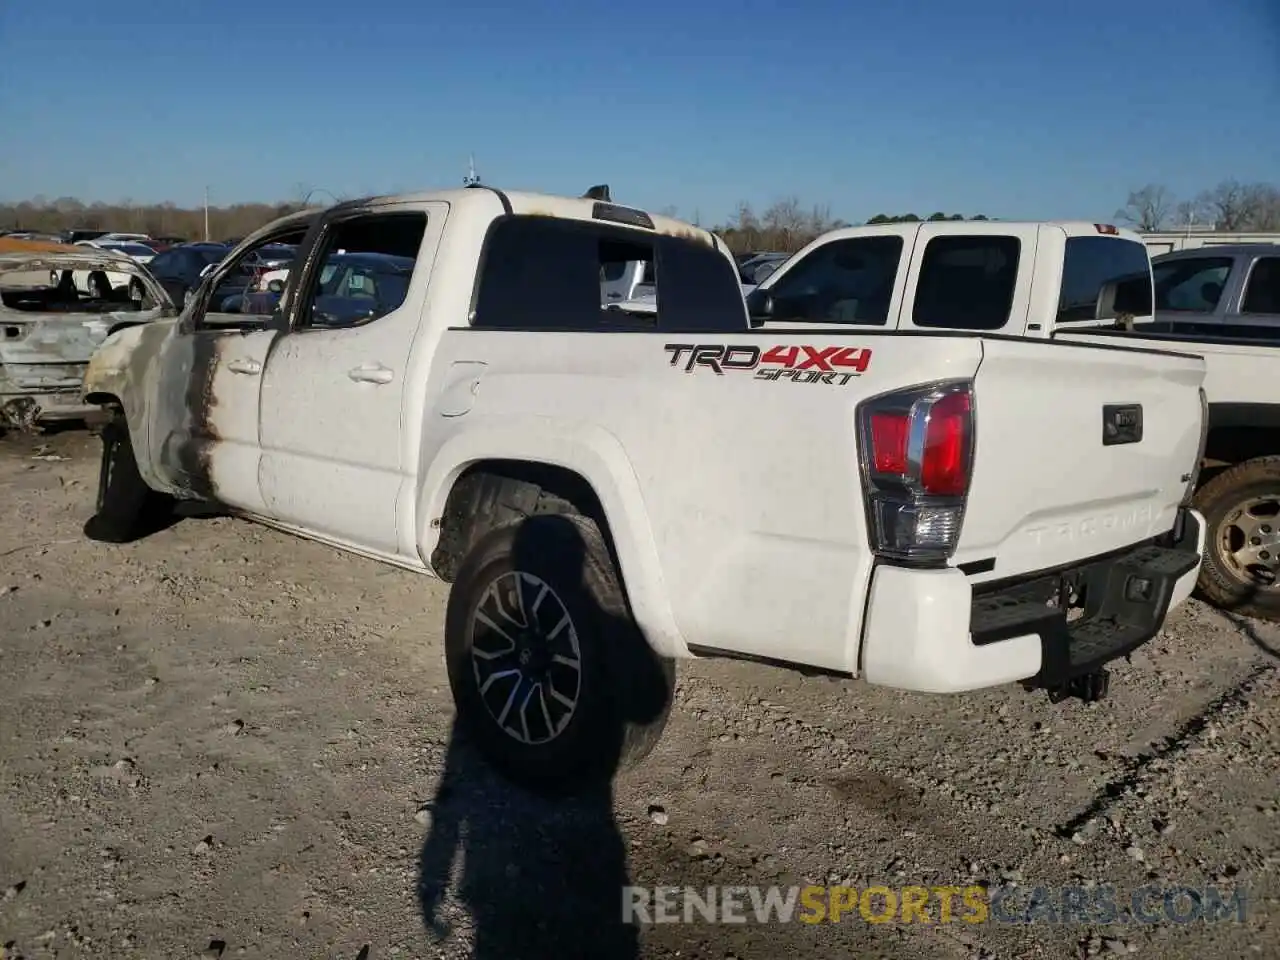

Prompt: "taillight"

[857,380,975,564]
[1183,386,1209,506]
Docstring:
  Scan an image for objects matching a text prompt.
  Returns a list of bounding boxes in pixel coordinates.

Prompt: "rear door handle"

[348,363,394,384]
[226,358,261,375]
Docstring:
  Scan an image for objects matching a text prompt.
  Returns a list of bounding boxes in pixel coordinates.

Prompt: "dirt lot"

[1,428,1277,960]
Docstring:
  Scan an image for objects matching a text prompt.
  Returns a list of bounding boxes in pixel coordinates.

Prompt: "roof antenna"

[463,154,481,188]
[582,184,610,201]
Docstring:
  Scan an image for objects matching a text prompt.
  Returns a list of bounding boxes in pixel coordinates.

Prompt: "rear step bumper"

[972,508,1203,691]
[859,508,1205,694]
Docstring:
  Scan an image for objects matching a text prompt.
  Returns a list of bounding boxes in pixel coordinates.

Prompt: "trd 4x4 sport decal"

[663,343,872,384]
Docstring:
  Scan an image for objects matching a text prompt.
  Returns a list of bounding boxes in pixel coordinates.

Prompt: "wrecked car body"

[0,239,173,428]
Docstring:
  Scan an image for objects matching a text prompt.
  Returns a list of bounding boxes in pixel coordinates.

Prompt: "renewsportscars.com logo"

[621,883,1248,926]
[664,343,872,384]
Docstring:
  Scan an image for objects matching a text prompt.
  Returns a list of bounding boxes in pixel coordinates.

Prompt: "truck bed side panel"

[421,329,986,673]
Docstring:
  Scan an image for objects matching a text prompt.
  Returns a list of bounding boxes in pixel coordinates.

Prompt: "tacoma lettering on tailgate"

[663,344,872,384]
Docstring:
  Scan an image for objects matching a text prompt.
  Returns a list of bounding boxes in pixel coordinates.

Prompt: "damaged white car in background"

[0,239,172,429]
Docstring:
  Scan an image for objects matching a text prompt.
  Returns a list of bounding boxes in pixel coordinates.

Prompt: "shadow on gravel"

[417,514,672,960]
[1223,611,1280,660]
[417,727,637,959]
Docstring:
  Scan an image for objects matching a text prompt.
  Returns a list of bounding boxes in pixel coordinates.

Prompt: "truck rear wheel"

[444,512,674,795]
[84,414,173,544]
[1193,456,1280,622]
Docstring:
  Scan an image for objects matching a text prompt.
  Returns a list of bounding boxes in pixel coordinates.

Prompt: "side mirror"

[745,289,775,326]
[1096,276,1152,323]
[267,279,285,294]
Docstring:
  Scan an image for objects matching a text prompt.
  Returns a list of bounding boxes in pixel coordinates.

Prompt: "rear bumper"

[859,508,1205,693]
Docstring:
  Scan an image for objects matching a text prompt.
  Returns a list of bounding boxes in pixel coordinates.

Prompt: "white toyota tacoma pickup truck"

[745,221,1277,622]
[80,189,1208,792]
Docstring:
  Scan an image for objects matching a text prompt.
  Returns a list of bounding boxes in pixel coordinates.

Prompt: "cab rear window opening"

[469,214,744,332]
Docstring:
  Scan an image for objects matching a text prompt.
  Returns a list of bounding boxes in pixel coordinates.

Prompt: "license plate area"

[1102,404,1143,446]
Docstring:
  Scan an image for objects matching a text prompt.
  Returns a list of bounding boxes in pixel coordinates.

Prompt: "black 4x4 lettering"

[664,343,872,382]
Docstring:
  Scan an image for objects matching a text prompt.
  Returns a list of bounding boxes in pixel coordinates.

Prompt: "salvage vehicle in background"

[0,238,171,428]
[1148,245,1280,334]
[70,240,156,296]
[80,186,1206,793]
[744,220,1279,621]
[143,242,235,306]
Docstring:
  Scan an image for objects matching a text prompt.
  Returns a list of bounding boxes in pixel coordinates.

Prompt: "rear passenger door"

[896,224,1039,334]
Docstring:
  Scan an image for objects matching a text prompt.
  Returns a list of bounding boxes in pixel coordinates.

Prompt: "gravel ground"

[1,427,1277,960]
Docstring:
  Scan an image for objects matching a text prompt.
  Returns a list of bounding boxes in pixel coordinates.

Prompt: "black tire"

[445,512,675,795]
[1192,455,1280,622]
[84,414,173,543]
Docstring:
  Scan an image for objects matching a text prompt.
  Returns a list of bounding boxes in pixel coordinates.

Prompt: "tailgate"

[957,338,1206,579]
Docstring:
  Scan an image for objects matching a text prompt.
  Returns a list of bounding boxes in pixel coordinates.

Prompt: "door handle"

[348,363,394,384]
[226,358,261,375]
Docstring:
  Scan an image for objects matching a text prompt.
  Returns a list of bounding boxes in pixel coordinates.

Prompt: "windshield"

[1056,237,1153,323]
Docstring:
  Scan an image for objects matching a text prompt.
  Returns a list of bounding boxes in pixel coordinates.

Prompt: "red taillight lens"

[870,411,909,474]
[858,380,974,563]
[920,391,972,496]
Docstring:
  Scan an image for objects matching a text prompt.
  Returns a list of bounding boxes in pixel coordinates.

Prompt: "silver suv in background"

[1151,244,1280,336]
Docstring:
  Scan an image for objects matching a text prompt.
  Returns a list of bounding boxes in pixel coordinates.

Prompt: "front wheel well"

[430,460,610,583]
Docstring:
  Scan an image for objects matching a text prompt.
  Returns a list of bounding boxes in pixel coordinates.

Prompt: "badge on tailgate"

[1102,404,1143,445]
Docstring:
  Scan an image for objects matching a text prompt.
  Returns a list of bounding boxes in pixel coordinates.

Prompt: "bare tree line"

[5,178,1275,254]
[0,195,313,243]
[1116,180,1280,232]
[696,199,992,254]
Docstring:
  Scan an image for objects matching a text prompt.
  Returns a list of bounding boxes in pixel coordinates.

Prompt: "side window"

[1056,237,1152,324]
[474,217,651,329]
[193,229,309,330]
[293,213,426,330]
[650,234,748,331]
[1241,257,1280,315]
[911,236,1019,330]
[765,237,903,325]
[471,215,744,332]
[1152,257,1233,313]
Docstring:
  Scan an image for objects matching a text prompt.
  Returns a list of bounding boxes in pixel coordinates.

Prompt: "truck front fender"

[416,418,689,659]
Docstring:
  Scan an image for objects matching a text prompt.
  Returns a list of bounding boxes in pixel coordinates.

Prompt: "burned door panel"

[147,328,277,512]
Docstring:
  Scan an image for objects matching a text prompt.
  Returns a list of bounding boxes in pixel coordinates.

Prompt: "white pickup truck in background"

[80,189,1207,793]
[746,221,1278,621]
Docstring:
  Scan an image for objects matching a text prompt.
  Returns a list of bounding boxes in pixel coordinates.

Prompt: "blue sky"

[1,0,1276,225]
